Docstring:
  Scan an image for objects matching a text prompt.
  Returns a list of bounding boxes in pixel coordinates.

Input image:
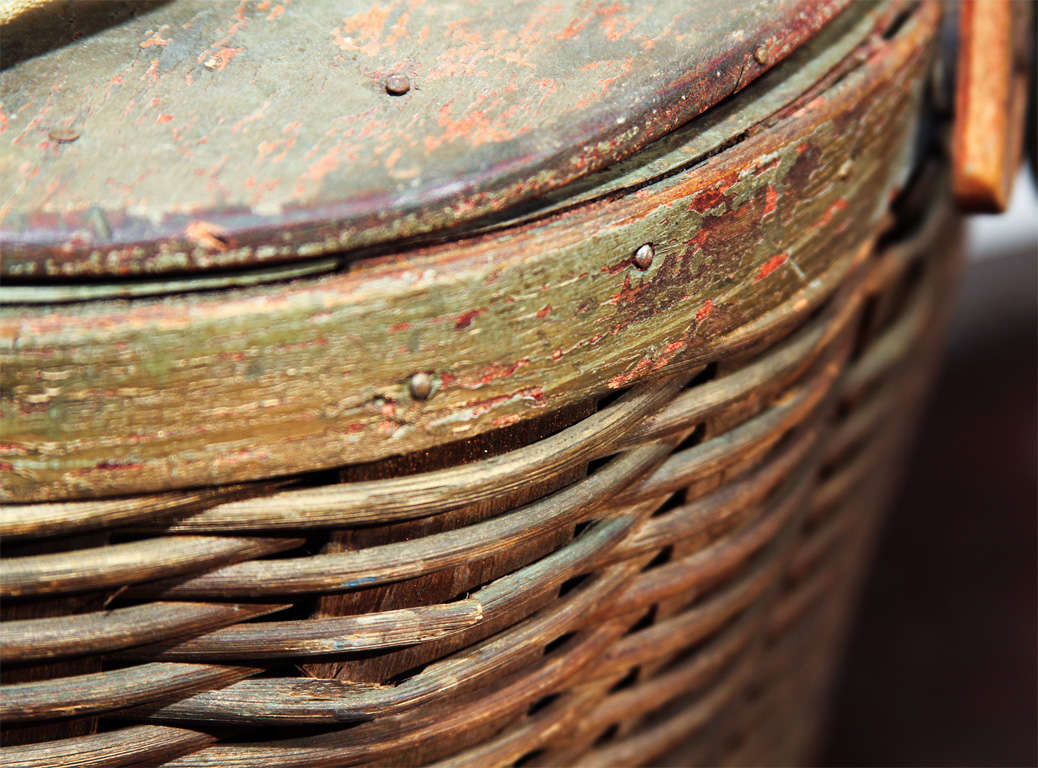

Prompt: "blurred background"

[821,170,1038,767]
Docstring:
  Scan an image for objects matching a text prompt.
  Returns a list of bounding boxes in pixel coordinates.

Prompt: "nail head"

[409,371,433,400]
[633,243,655,270]
[48,127,80,143]
[385,73,411,96]
[753,45,770,66]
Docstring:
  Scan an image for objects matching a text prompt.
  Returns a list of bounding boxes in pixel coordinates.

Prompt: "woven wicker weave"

[0,1,963,765]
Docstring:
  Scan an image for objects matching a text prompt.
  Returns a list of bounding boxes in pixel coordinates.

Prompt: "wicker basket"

[0,1,971,765]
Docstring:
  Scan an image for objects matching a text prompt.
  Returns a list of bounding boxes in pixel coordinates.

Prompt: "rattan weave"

[0,1,963,765]
[1,185,962,765]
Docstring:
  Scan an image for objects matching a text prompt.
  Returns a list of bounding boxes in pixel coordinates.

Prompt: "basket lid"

[0,0,846,278]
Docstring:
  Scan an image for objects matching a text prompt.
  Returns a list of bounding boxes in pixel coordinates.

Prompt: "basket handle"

[951,0,1032,213]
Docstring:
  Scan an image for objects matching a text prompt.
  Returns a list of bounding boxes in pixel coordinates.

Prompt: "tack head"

[385,73,411,96]
[409,371,433,400]
[753,45,770,66]
[632,243,655,270]
[48,127,80,143]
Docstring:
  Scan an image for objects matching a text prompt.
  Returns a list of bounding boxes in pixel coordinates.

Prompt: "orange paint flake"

[763,185,778,215]
[157,113,174,124]
[208,47,243,71]
[536,305,552,318]
[755,253,788,282]
[608,339,688,388]
[455,308,487,329]
[333,6,392,56]
[695,300,714,323]
[552,349,563,361]
[144,58,161,83]
[140,29,171,48]
[556,16,589,40]
[817,198,849,227]
[267,4,285,21]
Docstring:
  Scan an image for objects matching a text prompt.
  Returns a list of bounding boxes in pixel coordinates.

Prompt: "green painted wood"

[0,0,849,278]
[0,0,939,500]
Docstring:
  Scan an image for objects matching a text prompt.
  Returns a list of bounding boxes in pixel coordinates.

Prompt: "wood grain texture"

[0,2,960,765]
[1,535,303,598]
[0,0,849,278]
[0,0,935,500]
[951,0,1031,212]
[0,601,287,663]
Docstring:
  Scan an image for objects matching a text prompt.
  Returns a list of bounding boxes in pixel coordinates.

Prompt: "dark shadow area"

[1,0,172,71]
[822,247,1038,766]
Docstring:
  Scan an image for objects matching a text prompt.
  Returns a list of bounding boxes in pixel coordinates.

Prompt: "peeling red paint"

[755,252,789,281]
[763,185,778,215]
[696,299,714,323]
[608,335,688,388]
[600,258,632,275]
[388,321,411,332]
[208,47,243,71]
[456,358,530,388]
[454,308,487,329]
[688,187,727,213]
[608,274,645,306]
[140,29,171,48]
[536,304,552,318]
[817,198,849,227]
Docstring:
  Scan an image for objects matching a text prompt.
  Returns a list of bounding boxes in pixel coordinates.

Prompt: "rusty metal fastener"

[409,371,433,400]
[753,45,770,66]
[48,127,80,143]
[632,243,654,270]
[385,73,411,96]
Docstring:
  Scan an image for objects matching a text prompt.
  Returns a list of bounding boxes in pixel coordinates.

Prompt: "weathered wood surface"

[0,661,257,721]
[0,600,287,662]
[0,535,303,598]
[0,0,849,278]
[0,174,960,764]
[0,725,215,768]
[951,0,1031,212]
[0,2,961,765]
[0,0,933,501]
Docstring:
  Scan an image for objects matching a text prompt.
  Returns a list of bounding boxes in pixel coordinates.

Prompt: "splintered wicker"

[0,1,963,766]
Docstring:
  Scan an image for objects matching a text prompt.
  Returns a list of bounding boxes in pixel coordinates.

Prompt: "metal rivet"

[385,73,411,96]
[632,243,654,270]
[409,371,433,400]
[753,45,770,66]
[48,127,80,143]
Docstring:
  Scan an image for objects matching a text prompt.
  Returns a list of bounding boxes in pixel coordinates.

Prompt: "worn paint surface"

[0,0,937,501]
[0,0,849,277]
